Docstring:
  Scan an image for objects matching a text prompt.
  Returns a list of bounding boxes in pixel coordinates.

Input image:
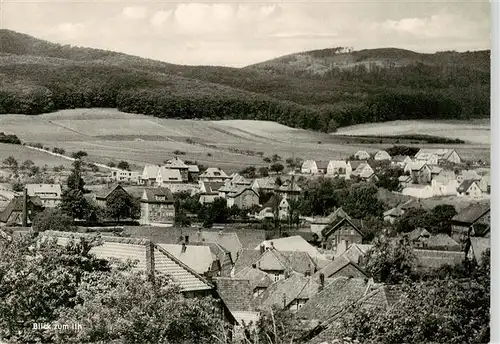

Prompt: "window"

[274,273,281,282]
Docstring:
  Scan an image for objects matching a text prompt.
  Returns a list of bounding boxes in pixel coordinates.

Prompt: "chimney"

[181,242,187,253]
[22,188,28,227]
[146,241,155,284]
[185,235,189,244]
[270,241,274,249]
[319,273,325,291]
[259,245,265,254]
[252,263,257,269]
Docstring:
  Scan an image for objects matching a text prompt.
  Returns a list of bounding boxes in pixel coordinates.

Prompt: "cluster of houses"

[300,148,490,200]
[3,198,488,341]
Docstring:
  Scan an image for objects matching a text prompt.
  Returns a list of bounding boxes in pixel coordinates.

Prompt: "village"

[0,142,491,342]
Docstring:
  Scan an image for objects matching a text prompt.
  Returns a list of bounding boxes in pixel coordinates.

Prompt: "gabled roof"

[423,234,460,249]
[187,165,199,173]
[26,184,62,197]
[234,248,316,275]
[95,183,128,199]
[407,228,431,241]
[142,165,160,179]
[200,167,229,178]
[229,173,252,185]
[157,167,183,182]
[296,277,370,321]
[158,244,216,275]
[0,195,42,223]
[200,181,225,194]
[317,255,367,279]
[214,278,256,315]
[322,217,365,239]
[374,150,391,159]
[451,203,490,224]
[252,177,277,190]
[233,249,263,275]
[348,160,366,170]
[194,231,243,262]
[354,150,370,158]
[278,180,302,193]
[234,266,273,289]
[257,272,321,310]
[41,231,213,292]
[327,160,348,168]
[255,236,325,260]
[406,161,429,171]
[336,244,373,265]
[398,175,412,182]
[227,186,258,198]
[392,155,410,162]
[141,187,174,203]
[165,157,188,169]
[358,284,404,310]
[416,148,456,160]
[457,179,479,193]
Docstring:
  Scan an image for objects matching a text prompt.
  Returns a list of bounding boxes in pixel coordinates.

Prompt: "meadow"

[0,108,491,172]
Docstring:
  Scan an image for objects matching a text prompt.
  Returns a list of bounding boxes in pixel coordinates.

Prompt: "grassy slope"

[0,109,491,172]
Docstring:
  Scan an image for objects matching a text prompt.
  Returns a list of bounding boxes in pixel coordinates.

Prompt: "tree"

[105,192,140,222]
[33,208,76,232]
[240,166,257,178]
[250,307,303,344]
[12,182,25,192]
[426,204,457,234]
[342,184,384,219]
[107,161,116,168]
[327,118,339,133]
[117,160,130,171]
[3,156,18,169]
[59,189,92,220]
[271,154,282,163]
[71,151,88,160]
[199,198,230,228]
[269,163,284,174]
[363,234,417,284]
[174,200,191,227]
[21,159,35,170]
[28,165,41,177]
[67,159,85,192]
[259,166,269,177]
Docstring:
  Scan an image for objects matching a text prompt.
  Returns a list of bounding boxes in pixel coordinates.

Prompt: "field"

[0,108,491,172]
[335,119,491,145]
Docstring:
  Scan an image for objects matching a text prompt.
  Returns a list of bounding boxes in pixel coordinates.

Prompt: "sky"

[0,0,491,67]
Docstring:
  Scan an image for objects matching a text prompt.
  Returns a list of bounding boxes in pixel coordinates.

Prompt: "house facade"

[301,160,318,174]
[321,218,364,251]
[26,184,62,208]
[94,184,131,208]
[199,168,230,183]
[404,162,432,184]
[457,180,483,199]
[415,149,461,164]
[354,151,370,160]
[110,169,139,183]
[226,187,260,209]
[140,165,160,186]
[374,150,391,161]
[156,167,183,187]
[140,188,175,225]
[326,160,352,178]
[451,203,490,244]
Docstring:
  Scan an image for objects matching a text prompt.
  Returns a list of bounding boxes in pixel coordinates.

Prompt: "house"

[429,165,443,179]
[234,266,273,297]
[140,165,160,186]
[391,155,412,167]
[228,173,252,187]
[156,167,183,187]
[187,165,200,182]
[251,177,277,194]
[189,241,234,277]
[197,181,225,205]
[383,206,405,224]
[256,272,321,312]
[190,230,243,263]
[315,161,329,174]
[301,160,318,174]
[213,278,260,333]
[309,207,352,238]
[199,167,230,183]
[451,203,490,244]
[351,162,376,181]
[276,179,302,200]
[321,217,365,251]
[0,195,43,226]
[94,184,132,208]
[226,187,260,209]
[431,177,459,197]
[159,243,220,278]
[334,243,373,265]
[26,184,62,208]
[457,180,483,199]
[140,188,175,225]
[317,255,368,280]
[295,276,372,322]
[255,236,326,261]
[404,162,432,184]
[326,160,352,178]
[415,149,461,164]
[110,169,139,184]
[354,150,370,160]
[164,157,190,182]
[41,231,214,297]
[398,175,413,188]
[232,246,317,281]
[457,170,486,189]
[257,195,289,220]
[406,228,461,251]
[374,150,391,161]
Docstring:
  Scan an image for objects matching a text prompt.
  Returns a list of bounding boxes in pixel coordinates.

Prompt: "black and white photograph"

[0,0,494,343]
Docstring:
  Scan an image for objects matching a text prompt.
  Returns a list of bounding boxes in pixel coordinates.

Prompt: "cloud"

[150,10,172,27]
[121,6,148,20]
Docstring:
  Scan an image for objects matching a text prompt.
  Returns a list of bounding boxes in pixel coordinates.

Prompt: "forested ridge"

[0,29,490,132]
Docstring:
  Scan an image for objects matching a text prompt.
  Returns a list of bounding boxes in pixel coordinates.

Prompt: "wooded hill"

[0,30,490,132]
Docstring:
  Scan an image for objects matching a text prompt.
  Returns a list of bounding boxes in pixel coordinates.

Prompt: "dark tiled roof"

[451,203,490,224]
[359,284,404,310]
[0,196,42,223]
[141,187,174,203]
[296,277,370,321]
[214,278,256,313]
[257,272,320,310]
[407,228,431,241]
[316,161,329,170]
[95,184,128,199]
[234,248,316,275]
[322,217,365,238]
[349,160,366,170]
[457,179,477,193]
[202,181,225,194]
[317,255,367,279]
[233,249,263,275]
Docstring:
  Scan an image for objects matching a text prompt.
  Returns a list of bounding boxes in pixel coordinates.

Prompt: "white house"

[351,162,376,181]
[110,169,140,184]
[140,165,160,186]
[415,149,461,164]
[156,167,183,187]
[301,160,318,174]
[431,177,460,197]
[26,184,62,208]
[374,150,391,161]
[326,160,352,178]
[199,167,230,183]
[457,180,483,199]
[391,155,413,168]
[354,150,371,160]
